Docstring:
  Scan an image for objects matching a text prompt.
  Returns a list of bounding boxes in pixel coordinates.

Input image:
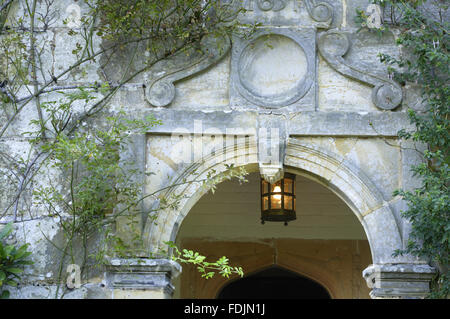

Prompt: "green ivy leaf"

[0,290,10,299]
[5,268,23,275]
[0,223,13,241]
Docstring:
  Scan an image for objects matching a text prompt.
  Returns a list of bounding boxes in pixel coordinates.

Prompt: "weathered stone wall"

[0,0,437,298]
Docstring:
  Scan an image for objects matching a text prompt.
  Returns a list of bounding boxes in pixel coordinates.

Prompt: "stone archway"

[139,137,435,298]
[143,138,402,265]
[283,138,403,264]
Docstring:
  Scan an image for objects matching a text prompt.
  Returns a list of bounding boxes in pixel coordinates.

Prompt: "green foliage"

[0,222,33,299]
[87,0,241,42]
[0,20,29,105]
[80,0,246,65]
[165,241,244,280]
[28,88,166,297]
[358,0,449,298]
[33,103,162,254]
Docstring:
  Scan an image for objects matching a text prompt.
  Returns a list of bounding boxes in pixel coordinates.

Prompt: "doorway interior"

[217,266,331,299]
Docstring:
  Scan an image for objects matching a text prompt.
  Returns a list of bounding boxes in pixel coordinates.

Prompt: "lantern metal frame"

[260,173,296,225]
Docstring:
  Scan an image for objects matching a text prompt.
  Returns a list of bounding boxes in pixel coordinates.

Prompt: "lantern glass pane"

[284,195,293,210]
[270,194,282,209]
[284,178,293,193]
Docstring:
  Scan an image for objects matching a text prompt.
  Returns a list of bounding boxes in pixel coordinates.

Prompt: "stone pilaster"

[363,263,436,299]
[106,258,181,299]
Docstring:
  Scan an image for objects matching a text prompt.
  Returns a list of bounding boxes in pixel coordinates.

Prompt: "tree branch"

[28,0,47,139]
[0,0,14,13]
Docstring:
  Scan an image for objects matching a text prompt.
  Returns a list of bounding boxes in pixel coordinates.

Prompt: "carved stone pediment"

[143,0,403,112]
[144,0,338,109]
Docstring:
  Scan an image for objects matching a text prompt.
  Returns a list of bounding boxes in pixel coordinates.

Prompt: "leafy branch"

[165,241,244,280]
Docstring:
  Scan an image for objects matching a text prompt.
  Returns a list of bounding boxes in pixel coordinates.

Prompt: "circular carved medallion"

[236,31,312,107]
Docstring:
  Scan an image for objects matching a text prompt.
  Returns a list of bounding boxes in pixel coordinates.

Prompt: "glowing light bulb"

[273,186,282,201]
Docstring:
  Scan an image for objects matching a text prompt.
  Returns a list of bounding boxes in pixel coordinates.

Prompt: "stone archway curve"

[143,137,403,264]
[216,265,333,299]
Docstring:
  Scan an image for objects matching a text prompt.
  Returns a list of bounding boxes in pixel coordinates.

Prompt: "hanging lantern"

[260,173,296,225]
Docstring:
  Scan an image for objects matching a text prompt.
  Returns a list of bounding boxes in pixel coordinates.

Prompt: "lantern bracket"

[260,164,284,184]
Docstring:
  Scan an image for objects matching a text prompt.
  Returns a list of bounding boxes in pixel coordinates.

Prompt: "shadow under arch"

[216,265,332,299]
[143,137,403,264]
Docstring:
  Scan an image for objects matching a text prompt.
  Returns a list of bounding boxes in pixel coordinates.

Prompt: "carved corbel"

[257,113,287,184]
[318,30,403,110]
[145,34,231,107]
[260,164,285,184]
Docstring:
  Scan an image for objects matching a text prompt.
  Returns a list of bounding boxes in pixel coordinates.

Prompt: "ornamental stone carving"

[318,30,403,110]
[305,0,334,25]
[144,0,342,109]
[231,28,316,109]
[232,0,340,28]
[145,34,231,107]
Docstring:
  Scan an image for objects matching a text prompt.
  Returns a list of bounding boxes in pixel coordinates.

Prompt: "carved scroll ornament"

[146,34,231,107]
[318,30,403,110]
[305,0,334,27]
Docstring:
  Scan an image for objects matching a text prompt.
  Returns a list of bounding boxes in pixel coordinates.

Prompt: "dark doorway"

[217,266,331,299]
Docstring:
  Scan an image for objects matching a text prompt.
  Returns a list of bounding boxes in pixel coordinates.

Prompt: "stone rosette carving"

[305,0,334,27]
[318,30,403,110]
[255,0,287,11]
[229,0,338,29]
